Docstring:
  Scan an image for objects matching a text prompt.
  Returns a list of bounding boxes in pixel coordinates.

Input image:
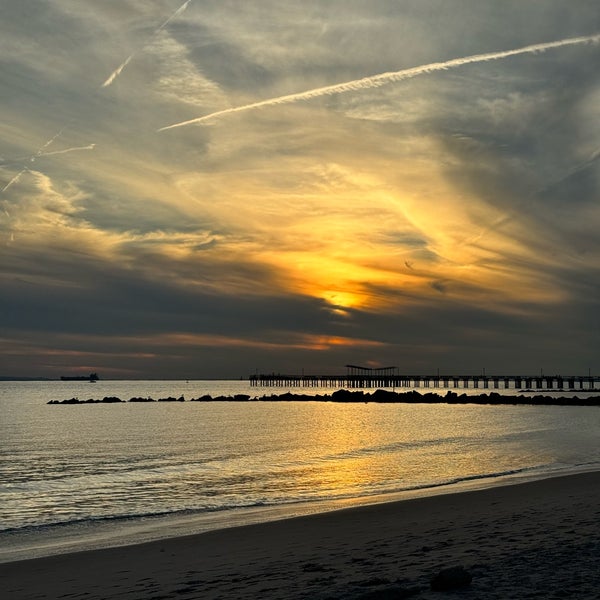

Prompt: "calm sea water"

[1,380,599,562]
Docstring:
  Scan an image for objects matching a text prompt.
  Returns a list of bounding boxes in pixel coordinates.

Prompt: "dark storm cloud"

[0,244,336,339]
[0,275,314,337]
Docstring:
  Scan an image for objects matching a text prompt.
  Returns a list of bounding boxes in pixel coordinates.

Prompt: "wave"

[3,461,582,537]
[319,435,468,463]
[0,449,272,490]
[0,500,272,536]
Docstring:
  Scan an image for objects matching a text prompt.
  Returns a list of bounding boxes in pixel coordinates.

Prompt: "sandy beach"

[1,471,599,599]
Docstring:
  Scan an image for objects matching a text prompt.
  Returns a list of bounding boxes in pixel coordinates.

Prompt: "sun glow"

[322,290,362,310]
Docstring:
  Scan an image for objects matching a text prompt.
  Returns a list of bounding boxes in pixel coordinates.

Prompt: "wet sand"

[1,471,599,599]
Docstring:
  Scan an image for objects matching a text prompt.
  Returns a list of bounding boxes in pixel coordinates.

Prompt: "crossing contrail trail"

[102,0,193,88]
[0,134,95,194]
[8,143,97,164]
[158,33,600,131]
[0,131,63,194]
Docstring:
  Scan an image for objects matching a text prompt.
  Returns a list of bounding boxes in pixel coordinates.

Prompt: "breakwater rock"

[47,390,600,406]
[48,396,123,404]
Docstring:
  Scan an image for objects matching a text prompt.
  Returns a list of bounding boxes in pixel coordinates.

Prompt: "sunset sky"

[1,0,599,379]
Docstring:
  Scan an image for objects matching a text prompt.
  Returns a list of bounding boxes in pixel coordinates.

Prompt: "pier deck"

[250,371,598,391]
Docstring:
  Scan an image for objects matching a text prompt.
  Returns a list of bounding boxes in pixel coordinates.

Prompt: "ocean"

[1,380,599,563]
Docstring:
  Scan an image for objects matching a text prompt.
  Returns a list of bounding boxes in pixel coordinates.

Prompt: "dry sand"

[1,472,599,599]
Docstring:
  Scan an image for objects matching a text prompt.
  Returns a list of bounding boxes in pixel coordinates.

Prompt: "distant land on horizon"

[0,376,55,381]
[0,376,236,381]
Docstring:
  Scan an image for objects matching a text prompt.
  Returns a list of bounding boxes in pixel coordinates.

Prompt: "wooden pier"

[250,365,598,391]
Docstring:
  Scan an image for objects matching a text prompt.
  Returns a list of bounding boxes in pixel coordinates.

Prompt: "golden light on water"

[273,403,561,508]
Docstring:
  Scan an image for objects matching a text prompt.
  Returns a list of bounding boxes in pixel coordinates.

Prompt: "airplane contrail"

[102,0,193,88]
[102,55,134,88]
[0,133,95,194]
[35,144,97,159]
[39,130,63,150]
[1,169,27,193]
[7,144,96,163]
[157,0,192,31]
[0,131,63,194]
[159,33,600,131]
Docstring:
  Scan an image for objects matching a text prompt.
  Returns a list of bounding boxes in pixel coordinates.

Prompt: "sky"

[1,0,599,379]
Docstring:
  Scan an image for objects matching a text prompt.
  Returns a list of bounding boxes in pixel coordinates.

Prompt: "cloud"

[159,33,600,130]
[1,1,599,377]
[149,32,229,108]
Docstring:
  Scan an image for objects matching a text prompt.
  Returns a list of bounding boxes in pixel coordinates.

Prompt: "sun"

[321,290,363,311]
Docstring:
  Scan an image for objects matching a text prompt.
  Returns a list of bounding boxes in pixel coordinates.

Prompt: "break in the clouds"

[0,0,599,379]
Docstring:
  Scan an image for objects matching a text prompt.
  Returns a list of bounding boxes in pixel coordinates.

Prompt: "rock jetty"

[46,390,600,405]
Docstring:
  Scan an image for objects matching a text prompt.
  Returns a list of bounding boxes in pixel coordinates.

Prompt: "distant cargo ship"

[61,373,99,382]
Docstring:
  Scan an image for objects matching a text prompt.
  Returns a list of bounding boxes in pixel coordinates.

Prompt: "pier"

[250,365,598,391]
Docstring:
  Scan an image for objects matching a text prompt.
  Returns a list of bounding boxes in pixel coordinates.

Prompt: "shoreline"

[1,462,595,565]
[1,470,599,598]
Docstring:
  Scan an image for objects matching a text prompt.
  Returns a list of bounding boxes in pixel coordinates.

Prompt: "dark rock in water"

[190,395,213,402]
[331,388,353,402]
[331,389,365,402]
[404,390,422,403]
[234,394,250,401]
[371,389,397,402]
[430,565,472,591]
[129,397,155,402]
[101,396,122,403]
